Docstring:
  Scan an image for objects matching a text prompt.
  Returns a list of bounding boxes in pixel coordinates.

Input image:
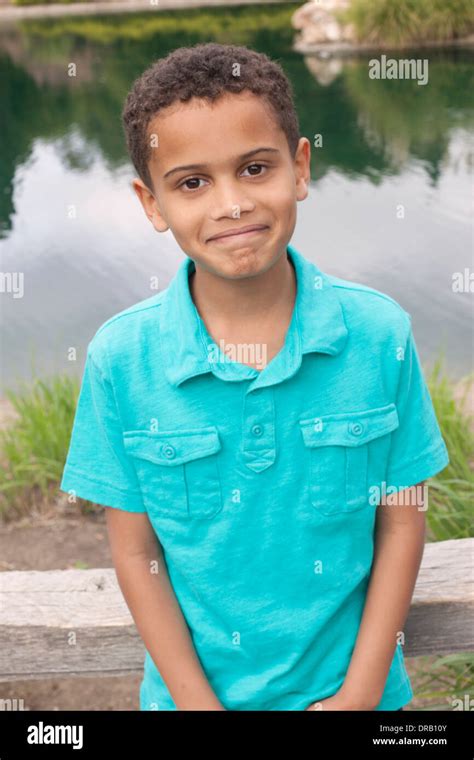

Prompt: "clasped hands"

[305,690,375,711]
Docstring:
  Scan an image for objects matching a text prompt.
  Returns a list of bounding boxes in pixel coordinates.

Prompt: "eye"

[242,163,267,177]
[178,177,207,192]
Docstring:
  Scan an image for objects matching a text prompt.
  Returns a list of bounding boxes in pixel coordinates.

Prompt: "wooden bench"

[0,537,472,681]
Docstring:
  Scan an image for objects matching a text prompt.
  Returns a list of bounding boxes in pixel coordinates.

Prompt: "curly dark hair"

[122,42,301,193]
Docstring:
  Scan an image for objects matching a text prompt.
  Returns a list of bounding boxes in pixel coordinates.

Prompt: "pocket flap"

[299,403,399,448]
[123,426,221,466]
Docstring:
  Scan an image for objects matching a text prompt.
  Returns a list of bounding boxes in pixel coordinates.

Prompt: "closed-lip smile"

[207,224,269,242]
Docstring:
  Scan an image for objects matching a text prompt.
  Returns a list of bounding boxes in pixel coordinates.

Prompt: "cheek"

[167,202,201,235]
[263,174,295,208]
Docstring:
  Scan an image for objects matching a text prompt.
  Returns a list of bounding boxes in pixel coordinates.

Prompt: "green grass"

[338,0,474,46]
[408,651,474,711]
[10,5,297,45]
[0,374,80,516]
[425,357,474,542]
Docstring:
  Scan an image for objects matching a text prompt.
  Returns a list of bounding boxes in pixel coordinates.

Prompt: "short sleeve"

[386,321,450,491]
[60,344,146,512]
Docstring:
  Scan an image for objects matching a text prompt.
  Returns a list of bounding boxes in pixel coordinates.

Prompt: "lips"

[207,225,268,242]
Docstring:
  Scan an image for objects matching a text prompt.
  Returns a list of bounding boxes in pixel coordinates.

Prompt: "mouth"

[207,225,269,243]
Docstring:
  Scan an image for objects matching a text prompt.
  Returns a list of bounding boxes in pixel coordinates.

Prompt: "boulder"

[292,0,356,49]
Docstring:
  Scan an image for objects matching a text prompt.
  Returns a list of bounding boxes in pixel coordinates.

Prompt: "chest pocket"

[123,426,222,519]
[298,403,399,516]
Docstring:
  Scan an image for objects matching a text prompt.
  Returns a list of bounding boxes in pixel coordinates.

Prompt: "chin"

[223,246,275,278]
[194,243,276,280]
[222,258,266,280]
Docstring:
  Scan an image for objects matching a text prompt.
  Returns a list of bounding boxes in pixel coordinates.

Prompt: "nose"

[209,179,255,220]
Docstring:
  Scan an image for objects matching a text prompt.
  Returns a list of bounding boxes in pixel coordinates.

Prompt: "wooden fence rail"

[0,537,472,682]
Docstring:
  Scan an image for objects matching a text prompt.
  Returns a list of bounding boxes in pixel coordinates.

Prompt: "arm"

[105,507,225,710]
[336,481,426,709]
[306,324,449,712]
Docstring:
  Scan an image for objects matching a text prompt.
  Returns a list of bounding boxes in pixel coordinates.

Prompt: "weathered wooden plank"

[403,537,474,657]
[0,568,146,680]
[0,538,472,681]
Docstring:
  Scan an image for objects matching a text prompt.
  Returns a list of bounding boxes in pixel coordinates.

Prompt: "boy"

[60,43,450,711]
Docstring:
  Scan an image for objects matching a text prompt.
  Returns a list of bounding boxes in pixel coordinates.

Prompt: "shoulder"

[325,272,412,344]
[86,290,166,370]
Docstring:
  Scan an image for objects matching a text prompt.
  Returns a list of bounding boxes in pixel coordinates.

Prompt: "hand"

[305,690,374,711]
[305,692,349,711]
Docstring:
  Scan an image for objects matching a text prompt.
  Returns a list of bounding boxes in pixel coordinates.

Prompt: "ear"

[132,178,169,233]
[294,137,311,202]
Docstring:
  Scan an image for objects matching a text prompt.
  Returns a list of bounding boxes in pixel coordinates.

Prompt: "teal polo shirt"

[60,243,450,711]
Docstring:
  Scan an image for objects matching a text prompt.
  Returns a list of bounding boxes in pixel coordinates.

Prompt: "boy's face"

[133,91,310,280]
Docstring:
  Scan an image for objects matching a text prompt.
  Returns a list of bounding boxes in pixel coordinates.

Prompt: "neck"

[189,248,296,328]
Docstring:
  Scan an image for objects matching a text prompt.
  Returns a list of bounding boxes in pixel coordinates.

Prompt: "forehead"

[148,92,286,175]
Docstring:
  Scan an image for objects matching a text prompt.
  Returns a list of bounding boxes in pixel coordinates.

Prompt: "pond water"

[0,5,472,393]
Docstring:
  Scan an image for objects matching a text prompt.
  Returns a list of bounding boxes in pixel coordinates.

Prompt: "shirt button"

[162,443,176,458]
[349,421,364,436]
[251,424,263,437]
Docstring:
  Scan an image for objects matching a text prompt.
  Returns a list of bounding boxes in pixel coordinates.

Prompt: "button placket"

[242,388,275,473]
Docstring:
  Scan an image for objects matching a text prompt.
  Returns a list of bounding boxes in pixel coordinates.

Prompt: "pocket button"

[162,443,176,459]
[349,421,364,437]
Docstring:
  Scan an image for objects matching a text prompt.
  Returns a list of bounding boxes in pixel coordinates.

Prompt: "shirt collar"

[160,243,348,388]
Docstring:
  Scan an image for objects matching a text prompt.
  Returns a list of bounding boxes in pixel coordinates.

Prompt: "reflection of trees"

[342,52,474,179]
[0,53,39,236]
[291,59,388,182]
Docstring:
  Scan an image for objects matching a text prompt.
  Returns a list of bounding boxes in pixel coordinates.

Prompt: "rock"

[323,20,343,42]
[292,3,317,30]
[292,0,356,52]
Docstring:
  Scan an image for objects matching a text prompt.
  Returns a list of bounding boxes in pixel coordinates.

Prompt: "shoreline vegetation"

[339,0,474,46]
[292,0,474,55]
[0,0,473,57]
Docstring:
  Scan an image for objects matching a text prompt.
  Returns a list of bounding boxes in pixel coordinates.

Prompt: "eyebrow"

[162,147,280,180]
